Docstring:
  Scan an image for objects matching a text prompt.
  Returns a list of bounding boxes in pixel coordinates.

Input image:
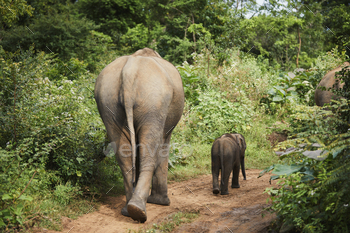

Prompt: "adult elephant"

[315,62,350,106]
[94,48,184,222]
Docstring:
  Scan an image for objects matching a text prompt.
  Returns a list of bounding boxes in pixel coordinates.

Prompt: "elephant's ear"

[239,136,246,150]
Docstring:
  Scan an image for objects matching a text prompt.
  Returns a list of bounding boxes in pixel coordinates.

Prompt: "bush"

[53,183,81,206]
[260,55,350,230]
[261,48,347,113]
[0,13,98,61]
[184,90,253,143]
[261,102,350,232]
[0,47,118,231]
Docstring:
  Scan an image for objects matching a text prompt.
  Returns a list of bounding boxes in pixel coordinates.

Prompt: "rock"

[288,72,295,79]
[311,143,321,148]
[302,150,328,161]
[281,149,297,156]
[294,68,305,73]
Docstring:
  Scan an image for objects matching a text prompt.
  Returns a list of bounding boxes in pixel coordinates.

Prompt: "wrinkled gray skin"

[211,133,246,195]
[94,48,184,223]
[315,62,350,107]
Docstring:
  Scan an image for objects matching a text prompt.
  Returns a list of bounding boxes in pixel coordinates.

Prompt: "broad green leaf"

[18,195,33,202]
[270,175,280,181]
[271,164,303,176]
[14,204,24,216]
[267,88,276,95]
[16,216,23,225]
[76,157,84,163]
[0,218,5,227]
[258,165,275,178]
[272,96,283,102]
[2,194,12,200]
[76,170,82,177]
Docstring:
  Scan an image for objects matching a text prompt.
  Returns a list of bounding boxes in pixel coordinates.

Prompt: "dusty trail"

[45,169,276,233]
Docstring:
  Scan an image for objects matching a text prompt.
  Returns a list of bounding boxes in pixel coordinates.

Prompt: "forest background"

[1,0,350,232]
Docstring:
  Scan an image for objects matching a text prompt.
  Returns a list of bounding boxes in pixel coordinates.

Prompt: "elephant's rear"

[315,62,350,107]
[229,133,246,180]
[94,48,184,223]
[211,137,240,195]
[94,56,129,141]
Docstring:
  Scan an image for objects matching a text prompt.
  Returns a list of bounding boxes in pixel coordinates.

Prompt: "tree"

[0,0,33,31]
[0,12,98,60]
[323,3,350,55]
[77,0,145,43]
[239,0,325,69]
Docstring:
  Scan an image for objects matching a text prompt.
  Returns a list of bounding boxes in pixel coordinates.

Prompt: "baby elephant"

[211,133,246,195]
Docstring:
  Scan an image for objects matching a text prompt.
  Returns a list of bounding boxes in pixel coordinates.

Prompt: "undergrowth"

[131,211,199,233]
[1,44,345,232]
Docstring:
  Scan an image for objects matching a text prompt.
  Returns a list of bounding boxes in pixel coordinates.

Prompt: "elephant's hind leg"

[220,169,231,195]
[241,156,246,180]
[127,195,147,223]
[231,163,240,188]
[147,136,171,205]
[113,135,133,217]
[212,156,220,194]
[147,157,170,205]
[127,125,164,222]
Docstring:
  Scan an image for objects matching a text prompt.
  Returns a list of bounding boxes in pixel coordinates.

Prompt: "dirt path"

[46,169,276,233]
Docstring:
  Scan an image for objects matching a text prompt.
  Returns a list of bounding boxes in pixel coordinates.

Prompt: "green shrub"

[177,61,209,106]
[261,101,350,232]
[185,90,253,143]
[261,48,347,113]
[53,183,81,206]
[0,47,119,231]
[332,63,350,124]
[0,13,98,61]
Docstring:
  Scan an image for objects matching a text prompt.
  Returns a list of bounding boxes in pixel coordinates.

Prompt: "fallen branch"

[15,170,37,202]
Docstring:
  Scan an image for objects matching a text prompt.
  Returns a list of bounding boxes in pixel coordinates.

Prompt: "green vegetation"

[260,60,350,231]
[1,0,350,232]
[131,211,199,233]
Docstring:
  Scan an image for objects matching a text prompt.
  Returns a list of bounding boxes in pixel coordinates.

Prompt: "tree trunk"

[191,13,196,51]
[207,49,210,79]
[296,26,301,68]
[184,17,190,61]
[184,18,190,39]
[286,44,289,68]
[13,73,17,144]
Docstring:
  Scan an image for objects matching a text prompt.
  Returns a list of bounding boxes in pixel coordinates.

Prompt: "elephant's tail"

[125,105,136,188]
[219,140,225,186]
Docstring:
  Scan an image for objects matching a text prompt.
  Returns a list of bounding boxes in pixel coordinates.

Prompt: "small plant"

[133,211,199,233]
[168,143,190,168]
[53,183,81,206]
